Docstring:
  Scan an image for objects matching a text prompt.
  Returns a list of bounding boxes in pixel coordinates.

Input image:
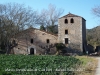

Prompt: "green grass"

[76,56,91,65]
[0,55,83,75]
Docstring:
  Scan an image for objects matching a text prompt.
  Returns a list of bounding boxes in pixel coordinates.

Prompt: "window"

[65,38,68,44]
[70,18,74,23]
[46,39,50,43]
[65,30,68,34]
[65,19,68,24]
[12,40,16,44]
[31,39,33,43]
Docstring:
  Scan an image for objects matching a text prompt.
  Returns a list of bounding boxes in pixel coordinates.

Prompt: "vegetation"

[39,4,63,34]
[88,5,100,47]
[55,43,66,55]
[40,25,46,31]
[0,55,97,75]
[0,3,63,53]
[76,56,98,75]
[86,26,100,47]
[0,55,83,75]
[38,4,64,27]
[0,3,38,53]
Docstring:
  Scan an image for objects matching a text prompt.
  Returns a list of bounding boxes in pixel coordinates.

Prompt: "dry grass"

[75,56,98,75]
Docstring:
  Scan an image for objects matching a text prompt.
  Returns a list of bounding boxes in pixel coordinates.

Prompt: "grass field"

[0,55,97,75]
[76,56,98,75]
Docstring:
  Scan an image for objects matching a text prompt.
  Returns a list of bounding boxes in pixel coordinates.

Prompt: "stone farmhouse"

[10,13,87,55]
[10,28,58,55]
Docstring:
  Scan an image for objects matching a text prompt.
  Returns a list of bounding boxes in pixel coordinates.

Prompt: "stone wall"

[58,15,86,53]
[10,13,86,55]
[11,28,58,54]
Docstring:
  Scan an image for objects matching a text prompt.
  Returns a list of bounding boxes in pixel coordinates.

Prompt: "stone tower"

[58,13,86,53]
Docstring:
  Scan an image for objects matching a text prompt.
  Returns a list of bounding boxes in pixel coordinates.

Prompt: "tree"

[92,5,100,17]
[0,3,38,53]
[91,5,100,47]
[38,4,64,33]
[40,25,46,31]
[86,27,100,47]
[55,43,66,55]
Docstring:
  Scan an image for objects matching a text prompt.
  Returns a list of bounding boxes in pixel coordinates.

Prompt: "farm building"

[10,13,87,55]
[10,28,58,55]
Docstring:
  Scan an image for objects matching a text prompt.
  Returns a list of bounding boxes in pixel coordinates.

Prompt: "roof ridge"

[35,28,58,36]
[13,27,58,38]
[59,13,82,19]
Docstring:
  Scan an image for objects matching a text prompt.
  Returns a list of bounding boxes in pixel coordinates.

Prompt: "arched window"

[65,19,68,24]
[70,18,74,23]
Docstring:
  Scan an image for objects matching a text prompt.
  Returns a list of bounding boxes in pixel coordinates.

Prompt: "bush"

[55,43,66,55]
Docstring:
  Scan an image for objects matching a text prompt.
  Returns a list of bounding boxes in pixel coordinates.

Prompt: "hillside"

[86,26,100,47]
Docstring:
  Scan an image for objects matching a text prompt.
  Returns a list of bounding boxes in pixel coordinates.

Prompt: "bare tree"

[38,4,64,26]
[0,3,39,29]
[0,3,38,53]
[92,5,100,17]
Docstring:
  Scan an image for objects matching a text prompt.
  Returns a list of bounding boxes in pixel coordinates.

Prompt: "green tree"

[55,43,66,55]
[40,25,46,31]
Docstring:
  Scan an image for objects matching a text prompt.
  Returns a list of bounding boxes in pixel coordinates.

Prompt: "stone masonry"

[58,13,86,53]
[10,13,87,55]
[11,28,57,55]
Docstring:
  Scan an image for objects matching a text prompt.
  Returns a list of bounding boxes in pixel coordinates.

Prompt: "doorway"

[30,48,34,55]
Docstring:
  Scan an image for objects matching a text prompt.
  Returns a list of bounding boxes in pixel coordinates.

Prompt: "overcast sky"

[1,0,100,29]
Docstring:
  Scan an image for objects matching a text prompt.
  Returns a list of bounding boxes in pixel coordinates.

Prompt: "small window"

[65,19,68,24]
[12,40,16,44]
[31,39,33,43]
[70,18,74,23]
[65,38,68,44]
[46,39,50,43]
[65,30,68,34]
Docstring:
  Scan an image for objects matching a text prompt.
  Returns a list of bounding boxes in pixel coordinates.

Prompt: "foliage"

[0,55,82,75]
[91,5,100,47]
[86,26,100,47]
[40,25,46,31]
[55,43,66,50]
[55,43,66,55]
[46,25,58,34]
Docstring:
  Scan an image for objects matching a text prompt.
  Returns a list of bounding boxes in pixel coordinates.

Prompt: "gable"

[59,13,86,21]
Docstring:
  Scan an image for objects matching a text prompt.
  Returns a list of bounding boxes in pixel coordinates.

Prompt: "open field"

[0,55,97,75]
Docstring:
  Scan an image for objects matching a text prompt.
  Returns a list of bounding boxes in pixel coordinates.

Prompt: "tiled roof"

[33,28,58,36]
[13,27,58,38]
[59,12,86,20]
[63,13,81,17]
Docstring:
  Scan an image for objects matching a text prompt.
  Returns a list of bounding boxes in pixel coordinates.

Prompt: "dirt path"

[95,57,100,75]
